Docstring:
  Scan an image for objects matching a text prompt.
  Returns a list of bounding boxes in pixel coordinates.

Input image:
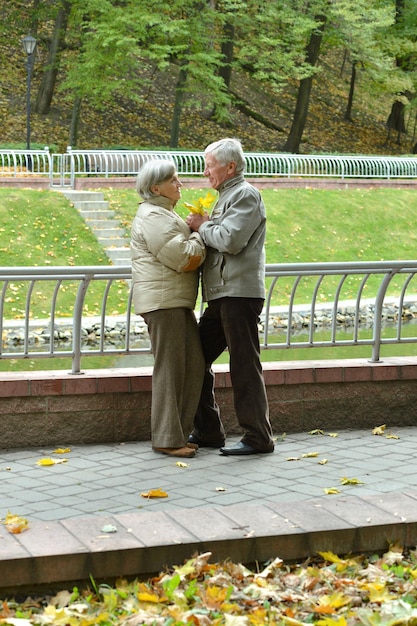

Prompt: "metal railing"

[1,261,417,373]
[1,148,417,188]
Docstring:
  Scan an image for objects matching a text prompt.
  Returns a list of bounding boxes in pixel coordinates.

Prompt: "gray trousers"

[142,308,204,448]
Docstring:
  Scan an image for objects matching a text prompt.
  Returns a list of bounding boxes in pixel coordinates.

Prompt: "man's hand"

[186,212,209,232]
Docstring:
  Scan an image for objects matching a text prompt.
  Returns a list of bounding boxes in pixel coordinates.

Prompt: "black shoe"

[220,441,273,456]
[188,434,225,449]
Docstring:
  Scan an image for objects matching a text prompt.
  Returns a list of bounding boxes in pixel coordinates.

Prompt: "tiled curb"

[2,492,417,595]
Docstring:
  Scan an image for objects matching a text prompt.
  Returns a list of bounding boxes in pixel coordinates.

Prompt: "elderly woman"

[130,159,206,458]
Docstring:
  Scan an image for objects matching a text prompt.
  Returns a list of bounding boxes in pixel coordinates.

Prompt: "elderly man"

[186,138,274,455]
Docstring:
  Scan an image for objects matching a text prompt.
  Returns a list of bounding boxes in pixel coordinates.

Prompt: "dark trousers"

[193,297,274,451]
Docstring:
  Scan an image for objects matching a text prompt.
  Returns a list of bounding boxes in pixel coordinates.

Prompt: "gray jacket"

[199,174,266,302]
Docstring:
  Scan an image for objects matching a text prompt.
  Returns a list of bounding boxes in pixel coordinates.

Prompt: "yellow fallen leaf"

[318,459,328,465]
[309,429,325,436]
[311,592,351,613]
[4,511,29,534]
[176,461,189,468]
[372,424,386,435]
[36,457,68,466]
[53,447,71,454]
[340,477,364,485]
[324,488,341,495]
[364,581,395,603]
[327,432,338,437]
[137,591,161,603]
[286,457,300,461]
[216,487,227,492]
[140,488,168,499]
[318,551,346,563]
[302,451,319,458]
[386,433,399,439]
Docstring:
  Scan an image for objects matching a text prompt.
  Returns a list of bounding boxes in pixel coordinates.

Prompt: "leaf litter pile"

[2,546,417,625]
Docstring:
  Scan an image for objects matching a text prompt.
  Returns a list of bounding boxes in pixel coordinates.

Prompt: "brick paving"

[1,427,417,593]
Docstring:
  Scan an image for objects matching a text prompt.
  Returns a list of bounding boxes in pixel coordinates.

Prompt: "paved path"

[1,427,417,593]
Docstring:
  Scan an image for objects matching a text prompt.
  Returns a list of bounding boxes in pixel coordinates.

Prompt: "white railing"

[1,148,417,187]
[1,261,417,373]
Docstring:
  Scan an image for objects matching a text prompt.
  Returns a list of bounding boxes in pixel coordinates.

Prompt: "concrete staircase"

[58,190,131,266]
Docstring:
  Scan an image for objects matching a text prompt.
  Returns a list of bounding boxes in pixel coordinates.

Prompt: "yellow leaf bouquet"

[184,191,216,215]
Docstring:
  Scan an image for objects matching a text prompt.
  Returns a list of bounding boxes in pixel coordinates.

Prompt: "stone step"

[98,236,129,247]
[60,190,105,202]
[73,200,109,211]
[79,209,115,219]
[105,247,131,258]
[91,227,127,238]
[85,218,123,229]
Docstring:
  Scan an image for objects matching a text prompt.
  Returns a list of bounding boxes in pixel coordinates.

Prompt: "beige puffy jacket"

[130,196,206,315]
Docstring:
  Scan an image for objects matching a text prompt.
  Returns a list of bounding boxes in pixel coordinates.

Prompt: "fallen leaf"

[302,451,319,458]
[176,461,189,468]
[216,487,227,492]
[286,457,300,461]
[36,457,68,466]
[327,432,338,437]
[324,488,341,495]
[309,429,325,436]
[140,488,168,499]
[53,447,71,454]
[318,459,328,465]
[372,424,386,435]
[4,511,29,534]
[101,524,117,533]
[340,476,364,485]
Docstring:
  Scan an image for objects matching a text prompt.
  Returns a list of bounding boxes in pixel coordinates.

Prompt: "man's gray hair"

[204,137,245,174]
[136,159,177,200]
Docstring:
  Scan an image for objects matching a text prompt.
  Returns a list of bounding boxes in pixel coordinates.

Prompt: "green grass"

[0,188,127,320]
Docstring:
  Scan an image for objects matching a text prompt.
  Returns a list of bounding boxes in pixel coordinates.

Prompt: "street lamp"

[22,34,37,170]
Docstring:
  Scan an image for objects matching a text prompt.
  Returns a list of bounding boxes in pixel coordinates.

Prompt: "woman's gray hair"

[136,159,177,200]
[204,137,245,174]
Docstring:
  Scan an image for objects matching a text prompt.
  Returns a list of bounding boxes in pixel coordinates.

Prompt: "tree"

[34,0,72,114]
[384,0,417,146]
[283,11,327,153]
[60,0,230,148]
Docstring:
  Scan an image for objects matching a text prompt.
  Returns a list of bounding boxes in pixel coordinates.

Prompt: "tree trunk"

[283,14,327,153]
[385,0,408,145]
[218,21,234,89]
[69,96,82,148]
[34,0,71,114]
[170,62,188,148]
[344,61,356,121]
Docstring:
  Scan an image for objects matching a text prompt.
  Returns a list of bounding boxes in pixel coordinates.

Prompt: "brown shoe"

[153,446,196,458]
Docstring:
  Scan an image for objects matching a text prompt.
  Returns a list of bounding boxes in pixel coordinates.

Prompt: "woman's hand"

[186,212,208,232]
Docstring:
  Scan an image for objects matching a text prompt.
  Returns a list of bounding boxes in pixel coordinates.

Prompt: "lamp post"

[22,34,37,171]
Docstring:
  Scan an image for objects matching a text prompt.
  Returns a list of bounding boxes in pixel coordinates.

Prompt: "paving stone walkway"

[1,427,417,593]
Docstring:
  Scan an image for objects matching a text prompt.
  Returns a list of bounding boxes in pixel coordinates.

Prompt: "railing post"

[370,270,397,363]
[71,274,93,374]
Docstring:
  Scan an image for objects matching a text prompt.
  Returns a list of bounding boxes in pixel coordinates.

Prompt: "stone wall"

[0,357,416,449]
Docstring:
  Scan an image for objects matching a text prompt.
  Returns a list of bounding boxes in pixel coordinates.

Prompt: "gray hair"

[136,159,177,200]
[204,137,245,174]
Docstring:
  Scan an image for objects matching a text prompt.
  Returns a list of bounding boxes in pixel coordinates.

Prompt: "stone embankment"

[2,301,417,351]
